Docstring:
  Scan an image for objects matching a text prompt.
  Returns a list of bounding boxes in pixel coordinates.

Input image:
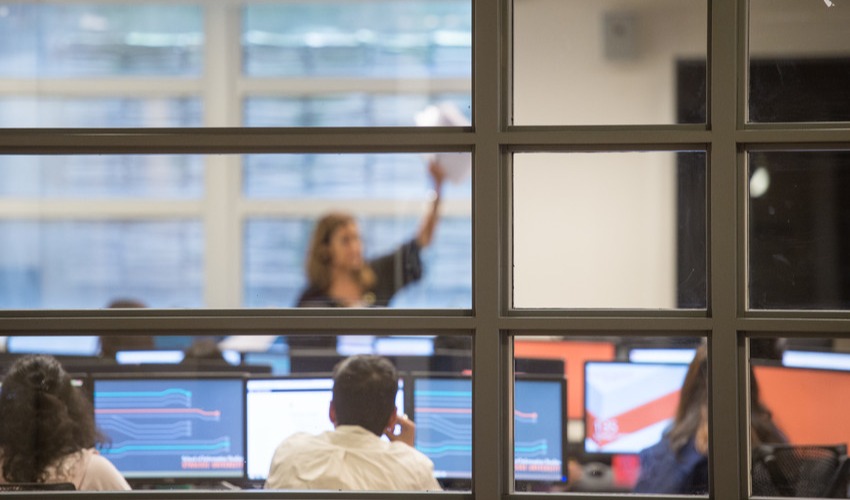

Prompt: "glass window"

[0,333,470,492]
[513,335,707,495]
[243,93,471,127]
[0,4,203,78]
[748,0,850,122]
[243,152,472,309]
[512,0,707,125]
[748,336,850,498]
[242,2,471,78]
[512,151,707,309]
[0,220,203,309]
[0,155,203,198]
[748,150,850,310]
[0,98,202,128]
[0,152,471,309]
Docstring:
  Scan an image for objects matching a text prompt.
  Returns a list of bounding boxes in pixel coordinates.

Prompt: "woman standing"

[296,159,446,308]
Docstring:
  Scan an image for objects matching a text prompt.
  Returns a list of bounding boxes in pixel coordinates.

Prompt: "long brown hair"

[666,344,786,455]
[305,212,375,293]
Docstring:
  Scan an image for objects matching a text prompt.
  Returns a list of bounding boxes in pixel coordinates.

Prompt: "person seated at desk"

[633,345,786,495]
[264,354,441,491]
[0,355,130,491]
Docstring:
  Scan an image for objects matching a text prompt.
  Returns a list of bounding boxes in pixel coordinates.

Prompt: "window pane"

[513,0,707,125]
[243,153,472,309]
[512,335,707,495]
[0,220,203,309]
[0,155,203,198]
[0,333,470,491]
[0,97,202,128]
[244,93,471,127]
[748,151,850,310]
[749,336,850,497]
[0,4,202,78]
[748,0,850,122]
[243,2,471,78]
[512,152,707,309]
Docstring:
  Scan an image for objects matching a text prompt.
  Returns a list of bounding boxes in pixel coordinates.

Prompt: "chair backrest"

[752,443,848,498]
[0,482,76,491]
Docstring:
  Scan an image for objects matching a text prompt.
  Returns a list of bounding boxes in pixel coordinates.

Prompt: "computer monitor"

[412,374,567,483]
[6,336,100,357]
[584,361,689,454]
[753,363,850,446]
[93,375,245,481]
[115,350,185,365]
[336,335,435,357]
[628,348,697,364]
[782,350,850,372]
[245,376,405,482]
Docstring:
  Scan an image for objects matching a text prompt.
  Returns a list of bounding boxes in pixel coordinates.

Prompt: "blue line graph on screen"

[93,379,245,479]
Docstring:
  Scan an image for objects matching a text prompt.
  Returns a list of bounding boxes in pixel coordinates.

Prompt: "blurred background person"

[633,344,786,495]
[296,159,445,308]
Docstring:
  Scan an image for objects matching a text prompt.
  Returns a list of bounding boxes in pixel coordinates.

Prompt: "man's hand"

[385,413,416,447]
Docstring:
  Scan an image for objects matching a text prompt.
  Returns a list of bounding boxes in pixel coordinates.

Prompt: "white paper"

[415,102,472,184]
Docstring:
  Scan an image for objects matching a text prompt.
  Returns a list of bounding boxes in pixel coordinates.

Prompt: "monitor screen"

[93,376,245,480]
[584,362,689,454]
[6,336,100,356]
[336,335,435,357]
[754,363,850,446]
[413,376,566,482]
[628,348,697,364]
[115,350,185,365]
[782,350,850,372]
[245,377,405,481]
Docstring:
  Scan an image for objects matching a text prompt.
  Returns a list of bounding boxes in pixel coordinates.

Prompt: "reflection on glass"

[0,4,203,77]
[749,337,850,498]
[513,0,707,125]
[0,221,203,309]
[0,155,203,198]
[748,151,850,310]
[0,334,472,491]
[512,335,705,494]
[242,2,471,78]
[748,0,850,122]
[512,152,707,309]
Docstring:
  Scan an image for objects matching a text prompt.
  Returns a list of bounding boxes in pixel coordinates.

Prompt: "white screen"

[246,377,404,481]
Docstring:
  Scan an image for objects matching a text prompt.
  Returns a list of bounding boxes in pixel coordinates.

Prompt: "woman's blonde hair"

[305,212,375,293]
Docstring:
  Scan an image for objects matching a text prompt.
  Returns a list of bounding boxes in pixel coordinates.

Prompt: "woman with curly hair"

[0,355,130,490]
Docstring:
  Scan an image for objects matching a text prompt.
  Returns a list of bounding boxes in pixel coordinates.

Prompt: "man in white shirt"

[264,355,442,491]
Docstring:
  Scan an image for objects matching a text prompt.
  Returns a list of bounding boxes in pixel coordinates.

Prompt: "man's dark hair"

[332,355,399,436]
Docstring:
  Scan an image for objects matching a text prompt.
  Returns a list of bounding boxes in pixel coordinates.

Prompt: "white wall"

[511,0,850,308]
[512,0,706,308]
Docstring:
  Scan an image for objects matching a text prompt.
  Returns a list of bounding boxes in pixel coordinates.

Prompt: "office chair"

[752,443,849,498]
